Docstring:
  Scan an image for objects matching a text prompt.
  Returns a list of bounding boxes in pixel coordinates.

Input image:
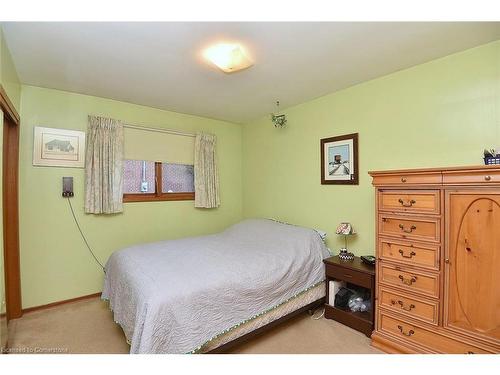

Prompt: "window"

[162,163,194,193]
[123,160,195,202]
[123,160,155,194]
[122,125,196,203]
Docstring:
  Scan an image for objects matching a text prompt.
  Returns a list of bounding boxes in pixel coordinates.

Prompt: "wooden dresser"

[369,165,500,354]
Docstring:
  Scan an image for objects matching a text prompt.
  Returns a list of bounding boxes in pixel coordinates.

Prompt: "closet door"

[0,251,6,352]
[1,110,7,352]
[444,191,500,345]
[0,111,5,351]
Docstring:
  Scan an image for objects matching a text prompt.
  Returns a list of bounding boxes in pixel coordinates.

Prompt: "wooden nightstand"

[323,255,375,337]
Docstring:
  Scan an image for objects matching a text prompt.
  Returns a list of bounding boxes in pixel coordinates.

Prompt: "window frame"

[123,161,195,203]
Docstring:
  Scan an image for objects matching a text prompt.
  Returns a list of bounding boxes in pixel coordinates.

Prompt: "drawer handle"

[397,325,415,337]
[398,198,416,207]
[401,177,407,183]
[392,299,416,312]
[399,249,416,259]
[399,274,417,285]
[399,224,417,233]
[484,175,492,181]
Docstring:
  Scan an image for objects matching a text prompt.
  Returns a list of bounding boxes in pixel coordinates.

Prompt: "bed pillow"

[266,218,327,242]
[315,229,327,241]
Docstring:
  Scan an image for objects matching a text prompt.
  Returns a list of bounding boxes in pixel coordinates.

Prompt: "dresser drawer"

[378,214,440,243]
[371,172,442,186]
[379,263,440,298]
[379,238,439,271]
[325,263,372,289]
[378,190,440,215]
[443,169,500,185]
[378,312,493,354]
[379,286,438,325]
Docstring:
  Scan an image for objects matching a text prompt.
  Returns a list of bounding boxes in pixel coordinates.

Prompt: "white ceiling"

[2,22,500,123]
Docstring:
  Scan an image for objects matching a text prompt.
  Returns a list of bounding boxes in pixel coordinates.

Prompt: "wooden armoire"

[369,165,500,354]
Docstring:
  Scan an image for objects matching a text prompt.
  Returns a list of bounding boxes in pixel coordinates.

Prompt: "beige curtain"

[194,133,220,208]
[85,115,124,214]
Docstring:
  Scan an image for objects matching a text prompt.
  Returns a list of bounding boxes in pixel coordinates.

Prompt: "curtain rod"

[123,123,196,138]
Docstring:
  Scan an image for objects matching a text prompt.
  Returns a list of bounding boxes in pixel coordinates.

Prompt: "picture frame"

[320,133,358,185]
[33,126,86,168]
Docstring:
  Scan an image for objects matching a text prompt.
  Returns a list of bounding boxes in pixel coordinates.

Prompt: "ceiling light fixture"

[271,101,287,128]
[203,43,253,73]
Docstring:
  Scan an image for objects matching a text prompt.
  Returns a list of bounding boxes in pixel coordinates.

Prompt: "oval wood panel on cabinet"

[444,191,500,345]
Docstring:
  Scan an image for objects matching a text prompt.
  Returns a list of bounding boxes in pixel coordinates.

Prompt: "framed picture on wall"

[320,133,358,185]
[33,126,86,168]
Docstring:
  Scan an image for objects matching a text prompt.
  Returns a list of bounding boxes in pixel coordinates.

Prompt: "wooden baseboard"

[22,292,102,314]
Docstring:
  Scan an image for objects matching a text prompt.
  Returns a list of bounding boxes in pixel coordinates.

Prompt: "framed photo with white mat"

[33,126,85,168]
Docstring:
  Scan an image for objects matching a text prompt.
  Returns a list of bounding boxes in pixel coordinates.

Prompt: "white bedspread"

[102,219,330,353]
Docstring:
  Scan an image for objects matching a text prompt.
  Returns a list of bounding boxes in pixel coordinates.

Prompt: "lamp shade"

[335,222,355,235]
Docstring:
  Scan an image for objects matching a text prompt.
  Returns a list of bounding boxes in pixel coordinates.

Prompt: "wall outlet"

[140,181,149,192]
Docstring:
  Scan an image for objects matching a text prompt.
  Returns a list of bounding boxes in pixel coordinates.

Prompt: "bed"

[102,219,330,354]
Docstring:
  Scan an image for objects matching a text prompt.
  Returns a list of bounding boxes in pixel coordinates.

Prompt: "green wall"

[242,41,500,256]
[19,86,243,308]
[0,27,21,112]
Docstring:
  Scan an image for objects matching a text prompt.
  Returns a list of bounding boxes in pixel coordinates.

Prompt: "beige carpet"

[7,297,381,354]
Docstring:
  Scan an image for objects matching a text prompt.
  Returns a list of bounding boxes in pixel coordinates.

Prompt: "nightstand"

[323,255,375,337]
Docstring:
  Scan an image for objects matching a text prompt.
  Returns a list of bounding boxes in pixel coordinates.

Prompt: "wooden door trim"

[0,85,20,124]
[1,84,22,320]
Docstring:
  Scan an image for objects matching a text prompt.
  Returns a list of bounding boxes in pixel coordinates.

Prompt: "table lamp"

[336,222,356,261]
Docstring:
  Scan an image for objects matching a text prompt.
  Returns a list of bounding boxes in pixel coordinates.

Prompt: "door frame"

[0,85,21,320]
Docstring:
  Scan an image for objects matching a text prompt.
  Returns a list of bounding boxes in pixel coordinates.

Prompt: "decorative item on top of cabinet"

[369,165,500,354]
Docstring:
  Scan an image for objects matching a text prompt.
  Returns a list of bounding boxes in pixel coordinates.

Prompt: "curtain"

[85,115,124,214]
[194,133,220,208]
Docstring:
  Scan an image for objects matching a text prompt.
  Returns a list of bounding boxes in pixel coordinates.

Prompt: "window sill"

[123,192,195,203]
